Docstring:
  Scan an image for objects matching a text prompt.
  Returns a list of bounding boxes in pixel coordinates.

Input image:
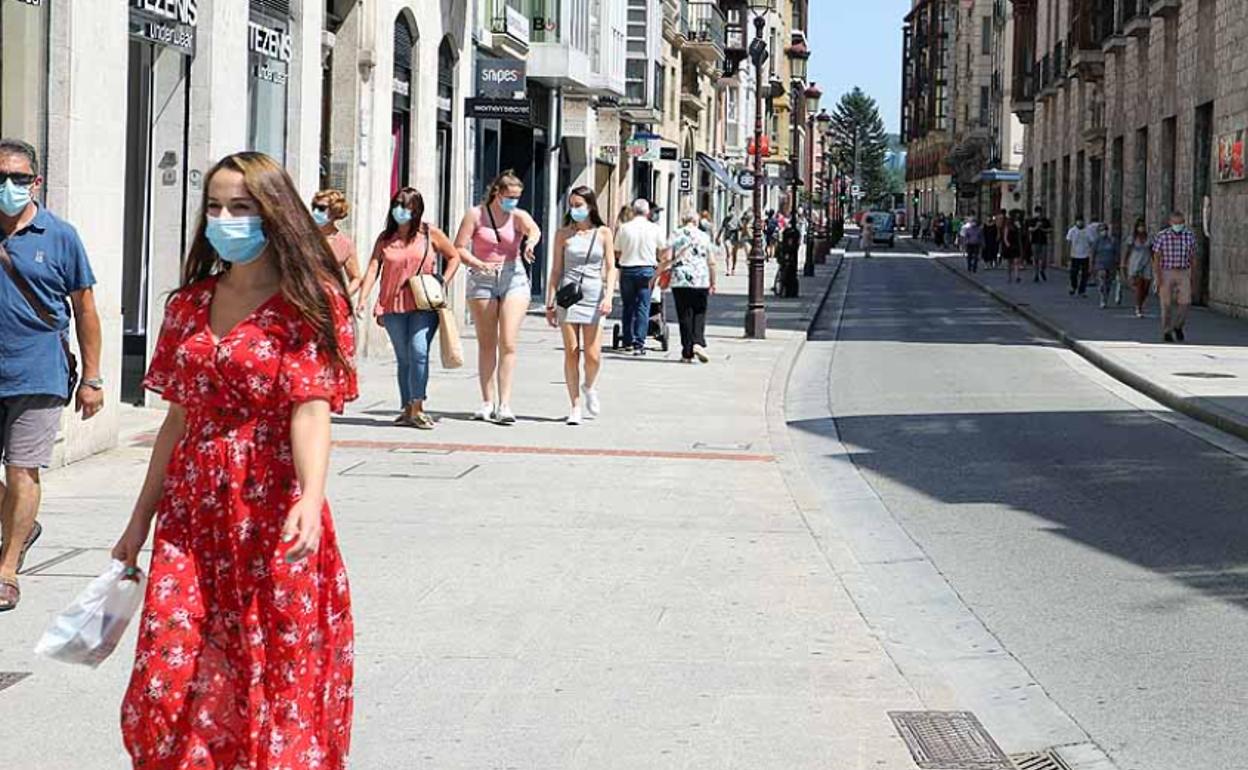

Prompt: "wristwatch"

[82,377,104,390]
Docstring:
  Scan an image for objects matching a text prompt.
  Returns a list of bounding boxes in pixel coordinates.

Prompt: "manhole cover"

[888,711,1012,769]
[0,672,31,693]
[1173,371,1237,379]
[1010,751,1072,770]
[340,459,477,480]
[691,442,753,452]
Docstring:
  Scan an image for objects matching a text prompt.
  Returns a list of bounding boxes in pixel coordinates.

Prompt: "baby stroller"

[612,290,671,352]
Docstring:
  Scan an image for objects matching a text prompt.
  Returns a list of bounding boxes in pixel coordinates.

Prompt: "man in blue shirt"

[0,138,103,611]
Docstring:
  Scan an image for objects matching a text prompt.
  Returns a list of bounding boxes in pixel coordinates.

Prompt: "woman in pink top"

[311,189,361,298]
[357,187,461,429]
[453,171,542,425]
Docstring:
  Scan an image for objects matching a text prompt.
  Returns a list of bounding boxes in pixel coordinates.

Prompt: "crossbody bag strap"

[576,228,598,289]
[414,224,433,276]
[0,241,58,327]
[484,205,503,245]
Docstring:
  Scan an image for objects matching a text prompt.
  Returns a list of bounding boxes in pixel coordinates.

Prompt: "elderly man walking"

[0,138,103,611]
[614,198,670,355]
[1151,210,1198,343]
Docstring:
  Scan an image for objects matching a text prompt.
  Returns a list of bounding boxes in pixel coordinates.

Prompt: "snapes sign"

[477,58,526,100]
[130,0,198,26]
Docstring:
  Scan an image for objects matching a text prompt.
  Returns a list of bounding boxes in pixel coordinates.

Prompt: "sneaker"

[472,402,495,421]
[1135,308,1144,318]
[680,357,695,364]
[566,406,582,426]
[633,347,647,357]
[1163,331,1175,343]
[1174,327,1185,342]
[582,386,601,418]
[495,404,517,425]
[692,345,710,363]
[411,412,435,430]
[1099,299,1107,309]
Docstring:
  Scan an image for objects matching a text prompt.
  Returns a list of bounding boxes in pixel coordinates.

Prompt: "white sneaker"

[472,402,495,421]
[582,387,601,418]
[566,406,582,425]
[692,345,710,363]
[495,404,516,425]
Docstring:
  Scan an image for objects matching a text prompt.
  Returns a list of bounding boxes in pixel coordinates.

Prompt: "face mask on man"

[392,205,412,225]
[1171,223,1187,233]
[569,205,590,223]
[206,215,268,265]
[0,178,32,217]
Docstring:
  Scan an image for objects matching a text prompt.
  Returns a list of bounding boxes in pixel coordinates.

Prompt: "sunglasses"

[0,172,36,186]
[312,204,328,212]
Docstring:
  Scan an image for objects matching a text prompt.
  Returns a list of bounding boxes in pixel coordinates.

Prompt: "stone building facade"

[1015,0,1247,316]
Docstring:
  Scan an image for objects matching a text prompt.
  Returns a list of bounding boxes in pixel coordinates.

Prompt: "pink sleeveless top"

[471,205,522,265]
[374,228,436,319]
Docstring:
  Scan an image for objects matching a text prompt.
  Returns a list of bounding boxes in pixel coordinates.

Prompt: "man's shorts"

[0,395,63,469]
[466,261,531,301]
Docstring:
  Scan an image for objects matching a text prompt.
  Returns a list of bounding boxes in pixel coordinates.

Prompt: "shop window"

[248,2,292,162]
[0,0,48,174]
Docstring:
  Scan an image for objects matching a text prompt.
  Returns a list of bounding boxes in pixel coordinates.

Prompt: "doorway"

[1193,101,1213,305]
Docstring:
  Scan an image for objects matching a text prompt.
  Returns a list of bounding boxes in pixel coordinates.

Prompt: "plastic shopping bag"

[34,560,145,668]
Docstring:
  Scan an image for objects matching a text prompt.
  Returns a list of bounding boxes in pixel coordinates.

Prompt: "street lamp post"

[801,85,823,277]
[744,1,773,339]
[781,34,809,298]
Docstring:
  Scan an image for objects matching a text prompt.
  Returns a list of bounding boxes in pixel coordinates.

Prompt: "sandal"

[410,413,435,430]
[0,577,19,612]
[17,521,41,574]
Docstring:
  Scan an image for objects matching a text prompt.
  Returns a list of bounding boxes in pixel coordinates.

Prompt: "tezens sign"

[129,0,198,56]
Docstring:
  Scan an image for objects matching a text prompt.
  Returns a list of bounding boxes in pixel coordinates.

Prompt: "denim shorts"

[467,261,530,301]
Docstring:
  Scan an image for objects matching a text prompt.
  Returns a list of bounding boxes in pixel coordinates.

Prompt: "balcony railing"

[680,1,726,57]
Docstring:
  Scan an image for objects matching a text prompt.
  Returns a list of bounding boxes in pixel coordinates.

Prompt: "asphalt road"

[790,239,1248,770]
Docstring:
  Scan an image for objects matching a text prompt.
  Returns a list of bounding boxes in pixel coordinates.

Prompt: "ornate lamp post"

[802,82,822,277]
[744,0,775,338]
[816,107,832,238]
[780,33,809,297]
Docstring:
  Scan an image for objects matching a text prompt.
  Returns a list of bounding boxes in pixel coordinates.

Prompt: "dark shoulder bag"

[555,229,598,309]
[0,242,78,402]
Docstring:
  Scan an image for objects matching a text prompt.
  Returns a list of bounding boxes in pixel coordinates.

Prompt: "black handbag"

[0,242,77,403]
[555,229,598,309]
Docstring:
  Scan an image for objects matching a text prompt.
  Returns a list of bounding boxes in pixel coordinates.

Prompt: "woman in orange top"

[311,189,361,298]
[357,187,460,429]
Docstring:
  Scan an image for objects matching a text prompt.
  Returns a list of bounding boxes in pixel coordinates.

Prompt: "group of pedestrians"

[957,207,1049,281]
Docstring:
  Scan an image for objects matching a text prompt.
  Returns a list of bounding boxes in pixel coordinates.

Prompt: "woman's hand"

[282,496,323,563]
[112,515,152,569]
[598,296,613,315]
[545,304,558,328]
[523,245,536,265]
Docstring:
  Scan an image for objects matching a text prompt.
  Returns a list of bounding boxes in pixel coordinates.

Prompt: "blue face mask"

[0,179,32,217]
[392,205,412,225]
[206,215,268,265]
[569,206,589,223]
[1172,223,1187,233]
[500,198,520,213]
[311,209,330,226]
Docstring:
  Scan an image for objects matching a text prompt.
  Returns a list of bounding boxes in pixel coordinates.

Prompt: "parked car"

[865,211,896,247]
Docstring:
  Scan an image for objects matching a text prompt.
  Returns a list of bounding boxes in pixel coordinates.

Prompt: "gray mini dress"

[557,227,607,326]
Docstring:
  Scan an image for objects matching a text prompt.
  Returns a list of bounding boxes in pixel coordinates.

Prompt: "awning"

[975,168,1023,183]
[697,152,748,195]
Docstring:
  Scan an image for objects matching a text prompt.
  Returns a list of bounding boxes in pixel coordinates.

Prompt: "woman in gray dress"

[546,186,617,425]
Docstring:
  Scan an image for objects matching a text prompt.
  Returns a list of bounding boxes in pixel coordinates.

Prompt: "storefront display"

[0,0,49,169]
[248,1,291,162]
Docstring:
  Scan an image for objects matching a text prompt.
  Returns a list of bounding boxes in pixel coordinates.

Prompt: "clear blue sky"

[808,0,911,135]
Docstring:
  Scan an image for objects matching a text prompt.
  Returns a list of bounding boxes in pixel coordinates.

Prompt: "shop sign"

[478,58,526,100]
[640,142,661,163]
[596,145,619,164]
[492,6,530,44]
[1217,129,1245,183]
[736,170,756,191]
[394,78,411,97]
[679,159,693,193]
[659,147,678,161]
[15,0,42,5]
[129,0,198,56]
[624,139,648,158]
[249,20,292,63]
[467,98,531,120]
[437,96,453,114]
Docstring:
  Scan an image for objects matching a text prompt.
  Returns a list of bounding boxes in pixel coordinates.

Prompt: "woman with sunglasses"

[311,189,361,297]
[546,186,616,425]
[357,187,461,429]
[453,170,541,425]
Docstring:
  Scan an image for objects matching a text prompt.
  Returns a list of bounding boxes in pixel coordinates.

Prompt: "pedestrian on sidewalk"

[1122,218,1154,318]
[1028,206,1052,281]
[719,209,740,276]
[1093,223,1120,309]
[110,151,357,767]
[1001,212,1023,283]
[311,188,362,298]
[1151,210,1198,342]
[861,215,875,258]
[453,171,542,424]
[0,137,103,612]
[1066,217,1092,296]
[959,216,983,272]
[547,187,616,425]
[981,212,1000,269]
[661,209,718,364]
[614,198,670,356]
[357,187,461,429]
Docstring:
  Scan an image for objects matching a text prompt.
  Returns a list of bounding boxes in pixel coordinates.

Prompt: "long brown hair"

[182,152,353,374]
[383,187,426,243]
[481,170,524,208]
[562,185,606,228]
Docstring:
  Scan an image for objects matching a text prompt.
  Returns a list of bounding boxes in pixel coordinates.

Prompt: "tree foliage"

[828,87,890,203]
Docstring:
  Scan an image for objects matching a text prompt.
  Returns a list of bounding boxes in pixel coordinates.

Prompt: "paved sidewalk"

[0,253,924,769]
[936,254,1248,440]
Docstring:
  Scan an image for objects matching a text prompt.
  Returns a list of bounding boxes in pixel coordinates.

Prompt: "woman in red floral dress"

[111,152,358,769]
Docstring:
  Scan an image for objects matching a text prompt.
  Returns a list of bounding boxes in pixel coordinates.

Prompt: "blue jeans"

[381,310,440,405]
[619,266,655,349]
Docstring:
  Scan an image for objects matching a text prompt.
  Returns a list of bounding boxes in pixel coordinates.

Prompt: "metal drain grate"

[340,459,478,480]
[888,711,1013,769]
[0,671,31,693]
[691,441,753,452]
[1009,750,1072,770]
[1173,371,1237,379]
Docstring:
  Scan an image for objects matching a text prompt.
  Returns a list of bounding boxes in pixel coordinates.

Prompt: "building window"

[979,85,989,127]
[981,16,991,55]
[248,2,292,162]
[0,0,49,170]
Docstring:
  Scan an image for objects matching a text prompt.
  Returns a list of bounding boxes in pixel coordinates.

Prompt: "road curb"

[935,256,1248,443]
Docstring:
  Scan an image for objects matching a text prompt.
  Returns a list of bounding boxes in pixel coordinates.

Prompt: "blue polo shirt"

[0,206,96,399]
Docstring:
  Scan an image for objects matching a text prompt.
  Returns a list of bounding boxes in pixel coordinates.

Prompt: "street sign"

[466,98,530,120]
[679,159,693,193]
[737,170,756,191]
[851,184,862,198]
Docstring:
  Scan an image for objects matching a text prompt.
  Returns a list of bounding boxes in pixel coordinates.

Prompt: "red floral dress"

[121,276,358,769]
